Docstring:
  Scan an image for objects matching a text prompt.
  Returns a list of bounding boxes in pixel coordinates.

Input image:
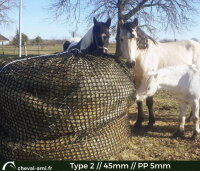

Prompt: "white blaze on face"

[120,28,138,63]
[100,33,109,53]
[102,33,106,38]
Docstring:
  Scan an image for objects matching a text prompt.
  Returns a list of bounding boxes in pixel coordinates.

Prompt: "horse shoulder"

[134,51,158,88]
[189,65,200,87]
[186,40,200,69]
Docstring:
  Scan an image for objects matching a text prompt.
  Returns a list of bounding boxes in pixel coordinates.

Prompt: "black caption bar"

[0,161,199,171]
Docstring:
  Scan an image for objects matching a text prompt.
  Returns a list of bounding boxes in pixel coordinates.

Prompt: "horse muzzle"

[126,61,135,68]
[99,47,108,54]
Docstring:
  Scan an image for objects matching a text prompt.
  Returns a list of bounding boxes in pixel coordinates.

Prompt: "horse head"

[120,18,139,68]
[92,17,111,54]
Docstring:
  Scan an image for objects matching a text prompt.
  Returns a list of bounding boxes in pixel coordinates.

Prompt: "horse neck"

[80,26,94,51]
[135,40,153,60]
[135,40,159,72]
[87,34,98,51]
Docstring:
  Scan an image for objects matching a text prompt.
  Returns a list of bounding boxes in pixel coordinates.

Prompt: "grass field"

[0,43,116,56]
[0,43,199,160]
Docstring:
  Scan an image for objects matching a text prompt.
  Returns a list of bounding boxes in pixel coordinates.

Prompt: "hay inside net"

[0,52,135,160]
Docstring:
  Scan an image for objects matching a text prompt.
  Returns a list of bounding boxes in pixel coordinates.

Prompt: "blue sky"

[0,0,87,40]
[0,0,200,41]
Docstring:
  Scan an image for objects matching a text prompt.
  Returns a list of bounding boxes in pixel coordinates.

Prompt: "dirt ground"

[111,90,200,160]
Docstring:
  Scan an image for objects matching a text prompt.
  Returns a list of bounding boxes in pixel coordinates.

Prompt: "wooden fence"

[0,44,63,56]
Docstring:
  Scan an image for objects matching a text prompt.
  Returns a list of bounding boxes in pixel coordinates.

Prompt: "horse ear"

[106,18,111,27]
[133,18,138,27]
[93,17,98,26]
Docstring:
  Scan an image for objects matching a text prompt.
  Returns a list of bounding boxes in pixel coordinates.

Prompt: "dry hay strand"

[0,52,135,160]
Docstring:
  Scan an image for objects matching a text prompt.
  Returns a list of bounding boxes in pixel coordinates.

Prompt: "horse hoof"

[173,131,184,138]
[191,131,198,140]
[146,122,154,130]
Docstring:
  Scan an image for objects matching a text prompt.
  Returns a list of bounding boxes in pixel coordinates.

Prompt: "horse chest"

[134,56,155,88]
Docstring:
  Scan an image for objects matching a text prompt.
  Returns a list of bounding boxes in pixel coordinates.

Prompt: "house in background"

[0,34,9,55]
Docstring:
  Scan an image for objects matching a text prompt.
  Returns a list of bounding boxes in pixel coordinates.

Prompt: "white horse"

[136,64,200,139]
[120,18,200,128]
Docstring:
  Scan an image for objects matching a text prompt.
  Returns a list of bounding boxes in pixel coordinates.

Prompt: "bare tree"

[0,0,16,24]
[88,0,198,56]
[49,0,199,56]
[48,0,82,21]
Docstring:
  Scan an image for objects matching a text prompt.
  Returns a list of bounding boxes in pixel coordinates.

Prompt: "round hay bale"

[0,52,135,160]
[0,114,130,160]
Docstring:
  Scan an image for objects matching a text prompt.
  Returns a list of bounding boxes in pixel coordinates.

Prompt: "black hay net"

[0,52,135,160]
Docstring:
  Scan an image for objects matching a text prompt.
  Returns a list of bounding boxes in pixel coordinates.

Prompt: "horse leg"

[191,100,200,140]
[146,96,155,128]
[186,110,193,122]
[173,102,186,138]
[134,101,145,129]
[187,108,200,122]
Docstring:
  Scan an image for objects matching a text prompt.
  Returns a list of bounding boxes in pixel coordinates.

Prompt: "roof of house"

[0,34,9,41]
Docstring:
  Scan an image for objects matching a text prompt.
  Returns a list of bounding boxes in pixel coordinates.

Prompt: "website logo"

[2,161,16,170]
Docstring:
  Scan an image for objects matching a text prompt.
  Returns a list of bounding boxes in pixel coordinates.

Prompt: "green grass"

[0,43,116,57]
[0,44,63,57]
[108,43,116,54]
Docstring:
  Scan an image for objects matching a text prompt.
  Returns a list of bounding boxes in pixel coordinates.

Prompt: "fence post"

[24,42,27,56]
[38,44,40,55]
[2,42,4,55]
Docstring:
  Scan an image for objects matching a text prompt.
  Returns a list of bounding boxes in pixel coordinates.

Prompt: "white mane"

[68,37,81,43]
[80,25,94,50]
[67,42,79,51]
[66,37,81,51]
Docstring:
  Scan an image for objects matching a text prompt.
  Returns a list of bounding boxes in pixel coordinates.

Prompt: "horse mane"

[80,26,94,50]
[136,27,157,49]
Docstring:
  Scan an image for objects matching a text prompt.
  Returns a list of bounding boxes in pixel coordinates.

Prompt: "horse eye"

[103,35,109,40]
[130,33,135,39]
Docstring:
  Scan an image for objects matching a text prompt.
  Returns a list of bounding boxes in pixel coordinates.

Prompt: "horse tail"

[63,40,71,51]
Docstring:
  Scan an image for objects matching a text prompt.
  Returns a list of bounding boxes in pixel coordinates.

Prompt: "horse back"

[134,40,200,88]
[155,40,200,67]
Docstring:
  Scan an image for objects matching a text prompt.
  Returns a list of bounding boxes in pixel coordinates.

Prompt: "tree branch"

[124,0,148,20]
[0,0,16,24]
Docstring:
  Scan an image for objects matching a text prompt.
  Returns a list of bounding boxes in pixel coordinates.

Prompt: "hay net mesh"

[0,52,135,160]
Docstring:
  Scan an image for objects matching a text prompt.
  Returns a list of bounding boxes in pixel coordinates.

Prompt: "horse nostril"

[126,61,135,68]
